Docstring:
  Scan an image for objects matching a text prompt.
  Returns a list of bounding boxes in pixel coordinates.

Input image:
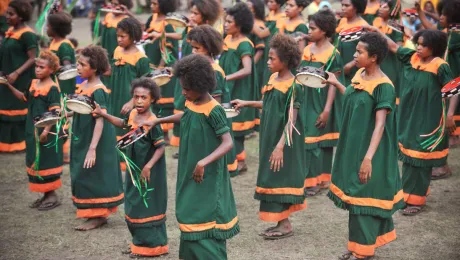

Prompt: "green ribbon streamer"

[35,1,54,35]
[33,129,44,180]
[420,100,446,151]
[65,0,79,13]
[282,82,296,146]
[93,10,101,44]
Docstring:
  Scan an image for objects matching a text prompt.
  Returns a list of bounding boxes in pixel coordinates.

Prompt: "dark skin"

[224,15,252,81]
[415,0,442,29]
[46,24,72,66]
[285,0,306,50]
[147,0,182,41]
[5,7,37,84]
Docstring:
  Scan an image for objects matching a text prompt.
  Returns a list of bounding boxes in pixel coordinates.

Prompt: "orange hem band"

[170,135,180,147]
[228,159,238,171]
[27,166,62,177]
[161,123,173,131]
[0,141,26,152]
[130,244,169,257]
[259,201,307,222]
[125,214,166,224]
[375,229,397,248]
[305,133,339,144]
[236,150,246,161]
[76,207,118,219]
[403,193,427,206]
[72,193,124,204]
[256,186,305,196]
[329,184,404,210]
[29,179,61,193]
[399,142,448,160]
[179,216,238,233]
[232,121,256,132]
[0,108,28,116]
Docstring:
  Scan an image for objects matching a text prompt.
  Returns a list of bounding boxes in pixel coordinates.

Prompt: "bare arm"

[325,72,347,94]
[363,25,399,53]
[231,99,263,109]
[252,24,270,38]
[447,95,459,134]
[83,117,104,168]
[94,105,125,128]
[5,83,26,101]
[225,55,252,81]
[270,109,299,172]
[165,32,183,40]
[254,49,264,64]
[142,145,166,183]
[7,48,36,84]
[415,1,437,30]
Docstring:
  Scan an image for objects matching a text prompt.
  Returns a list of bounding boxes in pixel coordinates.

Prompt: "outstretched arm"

[4,83,26,101]
[93,104,125,128]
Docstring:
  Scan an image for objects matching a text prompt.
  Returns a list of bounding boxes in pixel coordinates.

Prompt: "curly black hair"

[117,17,143,42]
[8,0,32,22]
[174,54,216,93]
[69,37,79,48]
[158,0,178,15]
[293,0,309,8]
[358,32,388,64]
[190,0,222,25]
[115,0,133,10]
[442,0,460,24]
[226,2,254,35]
[350,0,367,15]
[131,77,161,102]
[309,9,337,38]
[248,0,265,21]
[270,34,301,69]
[47,12,72,38]
[412,29,448,58]
[80,46,110,76]
[188,25,223,58]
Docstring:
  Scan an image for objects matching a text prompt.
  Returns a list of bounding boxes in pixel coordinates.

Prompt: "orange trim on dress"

[27,166,62,177]
[336,18,368,33]
[236,150,246,161]
[156,97,174,104]
[277,17,305,33]
[351,68,394,96]
[228,159,238,171]
[398,142,448,159]
[373,17,394,35]
[0,141,26,152]
[255,186,305,196]
[102,13,129,28]
[364,2,380,15]
[348,229,396,257]
[125,214,166,223]
[4,26,34,40]
[302,44,338,64]
[0,109,28,116]
[173,109,184,114]
[29,79,61,97]
[147,13,166,33]
[29,178,62,193]
[259,201,307,222]
[305,133,339,144]
[212,63,226,77]
[410,54,447,75]
[113,46,148,66]
[185,99,219,116]
[72,193,124,204]
[329,184,404,210]
[254,118,260,125]
[76,207,118,218]
[223,35,254,51]
[130,244,168,257]
[266,11,286,22]
[49,39,75,51]
[49,106,60,111]
[179,216,238,232]
[170,135,180,147]
[262,73,295,94]
[75,82,111,96]
[161,123,173,131]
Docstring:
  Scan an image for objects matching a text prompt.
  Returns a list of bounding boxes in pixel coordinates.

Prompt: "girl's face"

[416,36,433,59]
[116,28,133,48]
[180,83,202,102]
[35,58,53,80]
[46,23,56,38]
[285,0,302,19]
[133,87,153,113]
[378,2,390,19]
[353,41,375,68]
[151,0,160,14]
[308,20,326,42]
[189,5,204,25]
[77,55,96,78]
[341,0,357,19]
[424,2,434,12]
[439,13,447,28]
[224,15,239,35]
[191,40,210,56]
[267,48,286,73]
[267,0,280,12]
[5,7,20,26]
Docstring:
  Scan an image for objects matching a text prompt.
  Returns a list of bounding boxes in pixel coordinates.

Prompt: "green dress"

[123,110,168,257]
[362,3,380,25]
[277,18,308,36]
[396,47,453,167]
[144,14,179,132]
[0,26,37,152]
[109,47,151,138]
[262,11,285,87]
[255,74,306,222]
[50,39,76,95]
[0,15,7,36]
[176,99,239,241]
[70,83,124,219]
[327,68,404,218]
[25,80,63,193]
[299,44,344,187]
[373,18,403,103]
[100,13,129,59]
[446,30,460,136]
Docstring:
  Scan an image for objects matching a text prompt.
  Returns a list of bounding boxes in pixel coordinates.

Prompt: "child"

[324,32,404,260]
[109,17,151,140]
[94,78,168,258]
[220,3,258,172]
[0,0,37,153]
[362,0,380,24]
[71,46,124,231]
[279,0,309,50]
[47,12,76,95]
[300,10,344,196]
[100,0,132,59]
[144,0,179,144]
[373,29,457,216]
[188,24,239,176]
[5,50,63,211]
[336,0,368,86]
[146,54,239,258]
[231,34,306,239]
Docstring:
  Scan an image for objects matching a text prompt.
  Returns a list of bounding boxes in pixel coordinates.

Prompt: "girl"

[220,3,258,172]
[336,0,369,86]
[0,0,37,153]
[144,0,179,144]
[373,29,457,216]
[171,0,222,149]
[300,10,344,196]
[232,34,306,240]
[109,17,151,140]
[5,50,63,211]
[71,46,124,231]
[188,24,239,176]
[325,32,404,260]
[100,0,132,59]
[94,78,168,258]
[279,0,309,50]
[47,12,76,95]
[362,0,380,24]
[146,54,239,259]
[372,0,403,105]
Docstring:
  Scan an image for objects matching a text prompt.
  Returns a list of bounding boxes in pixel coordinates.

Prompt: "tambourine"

[57,64,78,80]
[448,23,460,32]
[287,32,303,41]
[339,26,365,42]
[100,5,124,14]
[402,9,418,18]
[296,66,329,89]
[165,13,189,27]
[66,94,96,114]
[136,33,153,46]
[388,20,404,33]
[441,77,460,98]
[222,103,239,118]
[116,127,147,149]
[0,72,7,84]
[33,110,61,128]
[146,69,172,87]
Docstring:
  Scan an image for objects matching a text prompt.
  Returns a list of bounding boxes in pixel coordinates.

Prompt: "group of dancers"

[0,0,460,259]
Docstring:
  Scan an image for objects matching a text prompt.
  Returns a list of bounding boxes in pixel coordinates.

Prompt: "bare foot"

[258,223,280,236]
[237,161,248,173]
[75,217,107,231]
[262,219,293,239]
[338,250,353,260]
[38,191,60,211]
[305,186,321,197]
[401,205,423,216]
[29,195,45,208]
